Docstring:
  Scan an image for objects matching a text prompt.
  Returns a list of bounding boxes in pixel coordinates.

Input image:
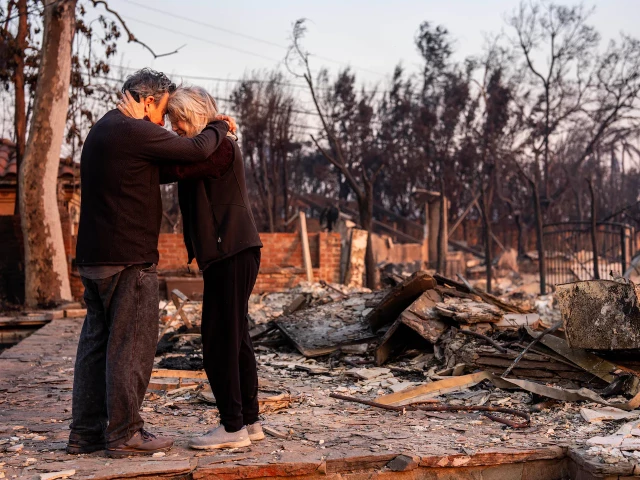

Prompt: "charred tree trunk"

[19,0,76,306]
[531,179,546,295]
[257,145,275,232]
[282,152,290,225]
[587,179,600,280]
[543,85,550,201]
[436,175,447,274]
[13,0,28,216]
[480,188,492,293]
[574,183,584,222]
[514,214,527,257]
[358,183,376,290]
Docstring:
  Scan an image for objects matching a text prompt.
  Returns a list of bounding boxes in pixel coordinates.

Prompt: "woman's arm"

[159,137,235,184]
[117,90,235,164]
[139,120,229,164]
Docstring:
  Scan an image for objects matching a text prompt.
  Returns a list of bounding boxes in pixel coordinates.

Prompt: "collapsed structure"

[144,271,640,473]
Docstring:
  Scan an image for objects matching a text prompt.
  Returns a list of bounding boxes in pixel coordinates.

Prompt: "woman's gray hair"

[122,68,176,103]
[167,86,219,137]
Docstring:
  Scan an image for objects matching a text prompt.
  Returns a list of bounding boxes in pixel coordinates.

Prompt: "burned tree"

[1,0,28,215]
[469,57,514,293]
[377,66,423,221]
[509,2,599,202]
[507,1,640,292]
[1,0,181,305]
[231,72,300,232]
[287,19,384,289]
[414,22,472,274]
[19,0,77,305]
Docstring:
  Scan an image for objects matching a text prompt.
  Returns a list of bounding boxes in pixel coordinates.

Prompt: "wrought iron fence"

[542,222,635,287]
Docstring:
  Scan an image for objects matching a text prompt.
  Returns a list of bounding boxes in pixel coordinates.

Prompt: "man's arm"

[128,118,229,164]
[160,138,235,184]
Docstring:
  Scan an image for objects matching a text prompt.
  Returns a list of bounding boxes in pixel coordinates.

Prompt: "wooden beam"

[449,193,480,238]
[339,205,422,243]
[299,212,314,282]
[151,369,208,379]
[473,199,506,253]
[448,239,485,259]
[171,289,193,329]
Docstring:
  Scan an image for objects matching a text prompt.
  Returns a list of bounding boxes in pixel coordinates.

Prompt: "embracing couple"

[68,69,263,457]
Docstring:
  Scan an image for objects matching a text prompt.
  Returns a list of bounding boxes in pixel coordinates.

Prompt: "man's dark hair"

[122,68,176,103]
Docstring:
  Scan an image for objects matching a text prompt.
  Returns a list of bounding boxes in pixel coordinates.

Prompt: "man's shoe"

[106,429,173,458]
[189,425,251,450]
[66,432,105,454]
[246,422,265,442]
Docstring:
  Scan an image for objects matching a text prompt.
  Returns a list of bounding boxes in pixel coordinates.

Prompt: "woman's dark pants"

[202,247,261,432]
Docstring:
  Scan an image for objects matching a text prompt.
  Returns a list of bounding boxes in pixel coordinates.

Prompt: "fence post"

[299,212,314,283]
[621,226,628,274]
[587,180,600,280]
[532,181,546,295]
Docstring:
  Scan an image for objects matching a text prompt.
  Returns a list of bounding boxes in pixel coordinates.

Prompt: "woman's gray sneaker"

[189,425,251,450]
[246,422,265,441]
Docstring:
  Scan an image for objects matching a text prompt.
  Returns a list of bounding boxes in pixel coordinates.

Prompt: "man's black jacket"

[76,110,229,266]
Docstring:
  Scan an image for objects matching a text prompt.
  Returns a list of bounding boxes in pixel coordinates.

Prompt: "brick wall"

[157,233,194,271]
[157,232,342,293]
[0,226,342,302]
[255,232,341,292]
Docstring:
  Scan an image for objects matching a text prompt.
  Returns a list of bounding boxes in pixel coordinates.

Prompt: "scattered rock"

[387,454,419,472]
[40,470,76,480]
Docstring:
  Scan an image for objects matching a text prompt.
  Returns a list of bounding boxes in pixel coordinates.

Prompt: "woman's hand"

[117,91,146,119]
[215,114,237,135]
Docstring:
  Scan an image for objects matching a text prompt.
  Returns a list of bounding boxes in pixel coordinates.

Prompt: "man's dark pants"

[202,247,261,432]
[70,264,159,448]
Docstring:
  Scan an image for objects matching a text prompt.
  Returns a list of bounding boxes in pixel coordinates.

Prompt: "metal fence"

[542,222,635,286]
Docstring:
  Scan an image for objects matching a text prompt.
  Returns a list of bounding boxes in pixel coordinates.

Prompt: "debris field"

[1,272,640,478]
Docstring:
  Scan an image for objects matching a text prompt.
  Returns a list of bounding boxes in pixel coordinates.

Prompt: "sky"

[93,0,640,117]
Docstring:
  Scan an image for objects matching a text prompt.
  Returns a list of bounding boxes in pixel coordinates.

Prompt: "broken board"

[375,290,444,365]
[435,300,503,324]
[493,313,541,330]
[450,341,607,386]
[374,371,640,410]
[524,327,616,383]
[434,274,532,314]
[366,271,437,332]
[198,386,297,414]
[276,291,385,357]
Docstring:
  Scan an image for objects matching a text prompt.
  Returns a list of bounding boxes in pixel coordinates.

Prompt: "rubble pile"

[247,282,371,325]
[147,272,640,472]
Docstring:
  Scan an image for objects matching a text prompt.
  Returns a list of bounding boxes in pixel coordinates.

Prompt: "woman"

[118,86,264,450]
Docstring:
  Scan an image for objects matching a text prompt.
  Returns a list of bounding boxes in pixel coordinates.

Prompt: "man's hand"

[215,114,237,135]
[117,91,146,119]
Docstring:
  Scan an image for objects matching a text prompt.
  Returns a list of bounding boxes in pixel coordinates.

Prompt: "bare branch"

[310,134,364,199]
[3,0,16,31]
[90,0,184,58]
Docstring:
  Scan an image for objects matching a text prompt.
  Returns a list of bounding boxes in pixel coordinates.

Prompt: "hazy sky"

[99,0,640,113]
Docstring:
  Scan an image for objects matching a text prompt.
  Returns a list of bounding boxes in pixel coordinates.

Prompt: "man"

[68,69,232,458]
